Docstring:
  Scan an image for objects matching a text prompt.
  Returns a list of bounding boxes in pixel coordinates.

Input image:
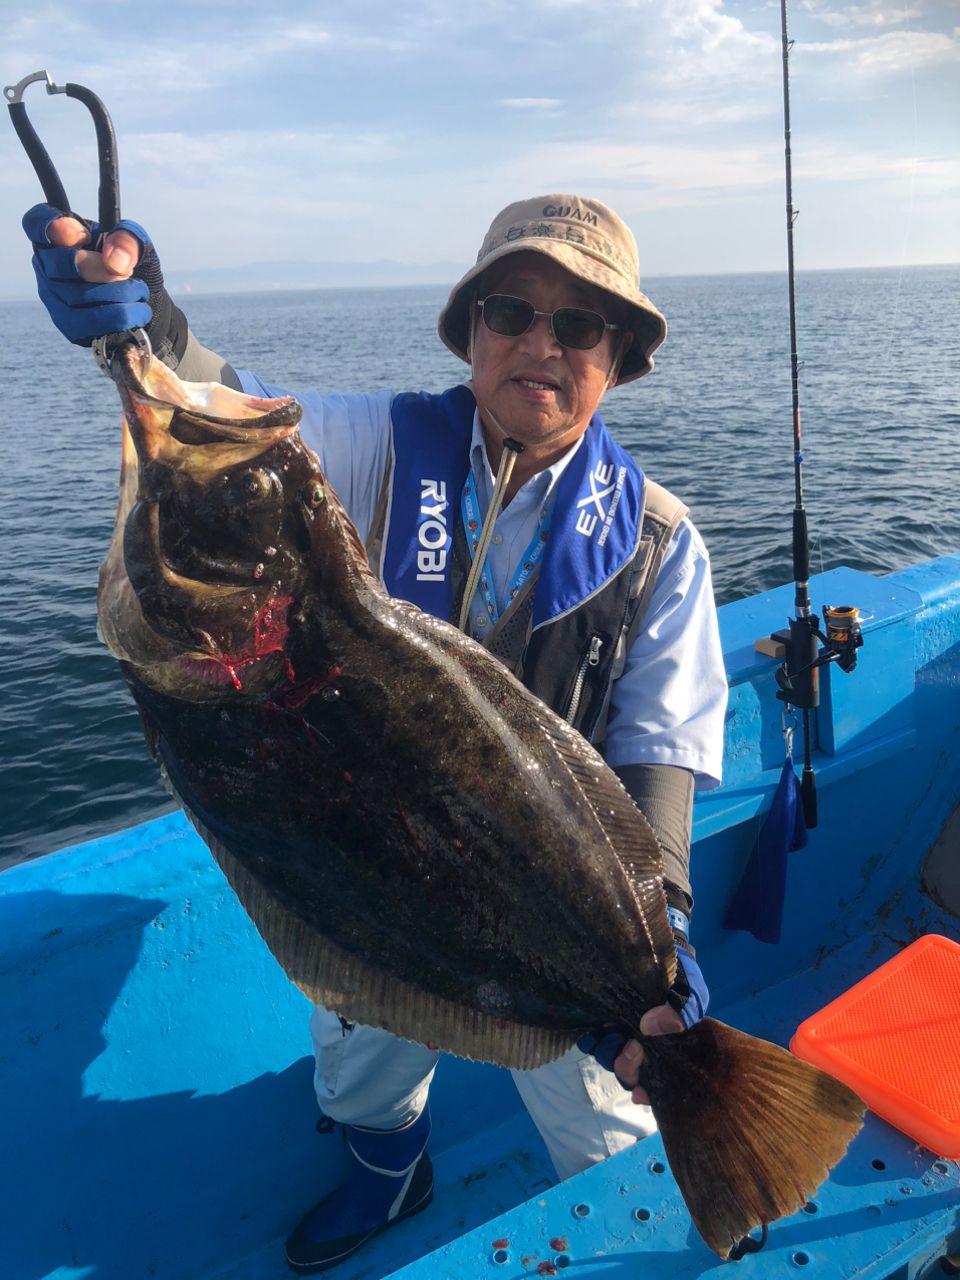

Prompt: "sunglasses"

[476,293,620,351]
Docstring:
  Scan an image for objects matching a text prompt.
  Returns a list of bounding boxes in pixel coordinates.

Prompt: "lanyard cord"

[457,431,525,633]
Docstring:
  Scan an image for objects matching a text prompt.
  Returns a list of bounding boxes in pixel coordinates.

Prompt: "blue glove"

[23,204,153,346]
[577,948,710,1072]
[666,945,709,1029]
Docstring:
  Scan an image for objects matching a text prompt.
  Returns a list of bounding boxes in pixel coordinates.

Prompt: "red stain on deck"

[491,1239,509,1250]
[549,1238,568,1251]
[537,1264,558,1277]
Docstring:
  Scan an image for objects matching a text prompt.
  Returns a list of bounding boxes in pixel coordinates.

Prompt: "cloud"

[799,0,924,28]
[794,144,959,188]
[801,27,960,72]
[499,98,563,110]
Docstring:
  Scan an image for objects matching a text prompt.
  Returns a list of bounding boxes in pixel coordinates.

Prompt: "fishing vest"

[366,385,687,744]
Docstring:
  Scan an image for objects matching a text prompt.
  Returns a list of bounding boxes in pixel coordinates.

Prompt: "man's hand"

[579,948,709,1105]
[44,212,144,283]
[611,1005,683,1105]
[22,204,181,354]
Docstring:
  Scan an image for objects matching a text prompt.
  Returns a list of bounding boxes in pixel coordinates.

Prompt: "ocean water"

[1,265,958,870]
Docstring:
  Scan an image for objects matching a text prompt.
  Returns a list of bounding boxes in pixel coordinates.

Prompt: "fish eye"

[307,481,326,508]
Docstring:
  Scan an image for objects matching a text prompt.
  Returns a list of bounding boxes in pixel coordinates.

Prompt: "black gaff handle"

[5,72,120,234]
[7,99,69,211]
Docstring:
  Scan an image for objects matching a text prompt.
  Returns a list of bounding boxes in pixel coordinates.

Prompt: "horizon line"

[1,258,956,305]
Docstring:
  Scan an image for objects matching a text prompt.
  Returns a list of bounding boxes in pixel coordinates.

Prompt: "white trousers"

[310,1006,657,1182]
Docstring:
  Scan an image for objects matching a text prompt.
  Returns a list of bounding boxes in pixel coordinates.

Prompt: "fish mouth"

[113,340,302,465]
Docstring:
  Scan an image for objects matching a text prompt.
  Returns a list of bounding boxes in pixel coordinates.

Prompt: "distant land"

[1,258,954,303]
[164,259,468,295]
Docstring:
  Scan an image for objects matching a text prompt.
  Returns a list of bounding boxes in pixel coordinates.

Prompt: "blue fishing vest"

[376,386,656,741]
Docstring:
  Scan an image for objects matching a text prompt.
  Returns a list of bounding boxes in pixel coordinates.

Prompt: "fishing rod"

[764,0,863,829]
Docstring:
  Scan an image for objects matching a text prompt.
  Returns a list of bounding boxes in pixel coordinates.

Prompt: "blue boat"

[3,551,958,1280]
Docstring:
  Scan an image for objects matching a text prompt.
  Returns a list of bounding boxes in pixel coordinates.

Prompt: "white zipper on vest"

[565,634,603,725]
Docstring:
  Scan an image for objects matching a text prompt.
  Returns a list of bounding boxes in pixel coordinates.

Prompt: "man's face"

[470,251,629,458]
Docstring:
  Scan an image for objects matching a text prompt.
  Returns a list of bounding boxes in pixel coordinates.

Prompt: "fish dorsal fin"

[179,792,573,1069]
[527,700,678,985]
[409,610,678,984]
[327,482,374,573]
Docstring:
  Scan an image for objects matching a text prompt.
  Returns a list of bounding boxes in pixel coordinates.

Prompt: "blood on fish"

[396,805,427,854]
[184,596,294,690]
[272,664,342,710]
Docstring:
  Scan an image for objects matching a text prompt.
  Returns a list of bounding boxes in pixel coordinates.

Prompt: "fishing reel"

[756,604,863,829]
[769,604,863,710]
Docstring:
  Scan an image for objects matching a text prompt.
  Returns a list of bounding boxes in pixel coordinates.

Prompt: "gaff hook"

[6,69,147,376]
[4,68,121,235]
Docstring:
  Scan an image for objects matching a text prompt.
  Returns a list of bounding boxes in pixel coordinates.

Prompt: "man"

[25,193,727,1274]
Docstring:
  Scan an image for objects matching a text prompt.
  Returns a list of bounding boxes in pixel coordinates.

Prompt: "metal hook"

[3,69,60,105]
[781,708,798,758]
[92,328,152,380]
[5,67,120,233]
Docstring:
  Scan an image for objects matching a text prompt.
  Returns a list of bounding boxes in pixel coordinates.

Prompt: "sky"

[1,0,957,297]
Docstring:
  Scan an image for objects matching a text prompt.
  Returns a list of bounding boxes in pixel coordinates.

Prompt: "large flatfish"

[97,344,864,1257]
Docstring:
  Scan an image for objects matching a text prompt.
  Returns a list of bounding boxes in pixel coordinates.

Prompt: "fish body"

[98,345,864,1257]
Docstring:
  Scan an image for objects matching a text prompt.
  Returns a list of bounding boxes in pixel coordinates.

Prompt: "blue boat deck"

[3,556,960,1280]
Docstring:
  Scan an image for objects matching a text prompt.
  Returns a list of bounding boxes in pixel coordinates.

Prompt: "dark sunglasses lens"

[553,308,605,350]
[483,294,535,337]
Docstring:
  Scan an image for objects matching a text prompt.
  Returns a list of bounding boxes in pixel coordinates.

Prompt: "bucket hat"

[438,194,666,384]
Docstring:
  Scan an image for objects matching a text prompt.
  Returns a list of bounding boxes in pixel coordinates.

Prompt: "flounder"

[97,344,864,1258]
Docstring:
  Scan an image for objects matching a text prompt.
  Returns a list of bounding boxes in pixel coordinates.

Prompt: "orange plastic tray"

[791,933,960,1157]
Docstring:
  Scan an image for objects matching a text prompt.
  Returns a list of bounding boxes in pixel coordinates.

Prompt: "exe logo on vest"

[415,479,449,581]
[576,460,627,547]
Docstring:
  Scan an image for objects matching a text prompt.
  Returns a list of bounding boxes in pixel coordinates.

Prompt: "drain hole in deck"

[933,1162,949,1176]
[555,1256,571,1270]
[492,1249,509,1264]
[649,1160,665,1175]
[793,1252,811,1267]
[573,1203,591,1218]
[872,1159,886,1171]
[802,1201,819,1215]
[634,1207,651,1222]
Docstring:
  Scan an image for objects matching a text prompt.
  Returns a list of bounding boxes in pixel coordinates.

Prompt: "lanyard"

[460,467,552,629]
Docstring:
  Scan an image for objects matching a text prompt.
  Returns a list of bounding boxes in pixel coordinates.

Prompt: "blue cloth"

[22,203,152,345]
[724,756,808,944]
[383,387,645,631]
[669,947,710,1029]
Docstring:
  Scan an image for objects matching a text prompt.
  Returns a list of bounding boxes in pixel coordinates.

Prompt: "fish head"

[98,343,328,700]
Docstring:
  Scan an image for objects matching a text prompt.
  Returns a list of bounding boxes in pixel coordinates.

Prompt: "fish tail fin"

[641,1016,864,1257]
